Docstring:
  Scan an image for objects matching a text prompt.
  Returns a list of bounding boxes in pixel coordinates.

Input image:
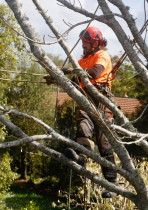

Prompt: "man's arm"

[43,67,73,85]
[86,64,105,79]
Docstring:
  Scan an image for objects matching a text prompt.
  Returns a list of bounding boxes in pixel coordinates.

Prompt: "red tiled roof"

[52,92,142,115]
[113,97,142,115]
[56,92,72,105]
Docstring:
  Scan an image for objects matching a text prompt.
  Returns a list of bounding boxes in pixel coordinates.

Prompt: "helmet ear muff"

[100,38,107,47]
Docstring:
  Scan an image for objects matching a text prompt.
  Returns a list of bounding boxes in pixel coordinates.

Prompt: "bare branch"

[31,142,137,202]
[0,15,64,45]
[0,110,146,205]
[1,0,141,177]
[0,77,45,84]
[108,0,148,60]
[0,69,45,76]
[3,0,148,208]
[0,106,54,133]
[57,0,148,87]
[0,105,138,182]
[0,114,135,199]
[111,124,147,139]
[111,124,148,148]
[122,104,148,126]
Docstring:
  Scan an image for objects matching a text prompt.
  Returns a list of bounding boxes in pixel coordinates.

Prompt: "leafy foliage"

[0,153,17,193]
[111,56,148,100]
[0,3,27,141]
[0,4,26,69]
[5,63,56,178]
[0,3,29,190]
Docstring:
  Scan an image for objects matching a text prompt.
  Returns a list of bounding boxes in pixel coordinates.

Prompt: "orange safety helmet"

[79,26,107,47]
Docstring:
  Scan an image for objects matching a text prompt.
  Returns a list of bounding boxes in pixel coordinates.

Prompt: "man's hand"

[62,67,73,74]
[73,68,92,79]
[58,66,73,75]
[43,75,54,85]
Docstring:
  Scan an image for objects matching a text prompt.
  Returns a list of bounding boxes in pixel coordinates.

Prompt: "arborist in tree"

[44,26,117,198]
[65,26,117,199]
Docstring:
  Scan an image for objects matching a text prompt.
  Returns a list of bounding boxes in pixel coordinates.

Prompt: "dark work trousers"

[76,89,117,182]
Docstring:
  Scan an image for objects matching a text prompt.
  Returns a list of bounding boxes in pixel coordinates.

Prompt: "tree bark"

[20,146,27,180]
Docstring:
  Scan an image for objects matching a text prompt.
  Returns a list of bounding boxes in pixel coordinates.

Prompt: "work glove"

[43,75,55,85]
[73,68,92,79]
[59,67,73,75]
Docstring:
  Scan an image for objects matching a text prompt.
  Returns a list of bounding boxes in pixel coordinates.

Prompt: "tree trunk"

[20,147,27,180]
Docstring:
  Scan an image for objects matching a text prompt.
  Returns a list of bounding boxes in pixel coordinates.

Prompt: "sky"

[1,0,148,61]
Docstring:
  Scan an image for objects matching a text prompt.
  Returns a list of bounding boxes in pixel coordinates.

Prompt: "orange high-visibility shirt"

[78,50,112,87]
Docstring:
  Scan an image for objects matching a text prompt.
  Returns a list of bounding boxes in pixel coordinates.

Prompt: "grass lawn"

[1,181,67,210]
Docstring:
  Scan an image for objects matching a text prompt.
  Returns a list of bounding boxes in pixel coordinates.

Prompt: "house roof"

[113,97,142,115]
[52,92,142,115]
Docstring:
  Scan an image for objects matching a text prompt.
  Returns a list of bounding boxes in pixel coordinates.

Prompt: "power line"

[0,77,46,84]
[0,69,46,77]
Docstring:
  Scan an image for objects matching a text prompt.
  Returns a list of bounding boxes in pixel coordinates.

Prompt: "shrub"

[0,152,18,193]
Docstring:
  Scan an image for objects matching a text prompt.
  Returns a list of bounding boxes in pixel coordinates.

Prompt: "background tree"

[0,3,27,192]
[112,56,148,99]
[0,0,148,209]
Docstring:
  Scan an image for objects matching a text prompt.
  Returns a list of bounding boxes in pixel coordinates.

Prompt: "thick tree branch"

[108,0,148,60]
[1,107,148,200]
[111,124,148,153]
[32,141,137,202]
[0,112,147,204]
[111,124,148,139]
[4,0,138,176]
[0,113,137,201]
[3,1,148,208]
[32,0,79,68]
[57,0,148,87]
[0,14,64,45]
[97,0,148,86]
[3,0,146,138]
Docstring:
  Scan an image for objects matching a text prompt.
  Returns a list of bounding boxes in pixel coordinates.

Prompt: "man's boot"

[102,176,117,198]
[64,148,88,167]
[64,137,94,167]
[102,189,117,198]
